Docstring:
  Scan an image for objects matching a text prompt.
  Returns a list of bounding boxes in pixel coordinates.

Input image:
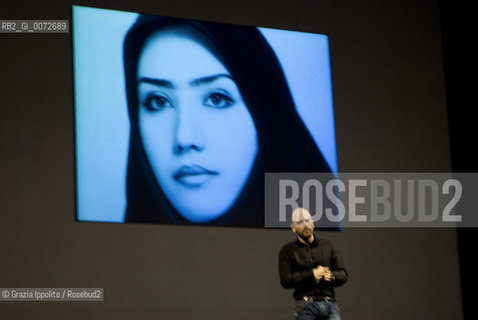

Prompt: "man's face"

[291,208,314,239]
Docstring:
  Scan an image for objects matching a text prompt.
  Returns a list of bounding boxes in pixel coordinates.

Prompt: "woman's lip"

[173,165,218,187]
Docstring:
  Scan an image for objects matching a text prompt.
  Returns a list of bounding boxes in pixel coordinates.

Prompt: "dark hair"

[123,14,332,227]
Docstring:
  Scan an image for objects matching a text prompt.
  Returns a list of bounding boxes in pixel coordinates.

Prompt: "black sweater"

[279,235,348,300]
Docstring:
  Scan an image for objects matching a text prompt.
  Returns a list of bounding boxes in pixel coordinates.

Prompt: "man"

[279,207,348,319]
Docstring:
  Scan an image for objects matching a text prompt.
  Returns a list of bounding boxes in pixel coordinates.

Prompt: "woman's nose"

[173,109,204,155]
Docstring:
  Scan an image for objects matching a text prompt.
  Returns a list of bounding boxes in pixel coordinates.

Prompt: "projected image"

[73,6,337,227]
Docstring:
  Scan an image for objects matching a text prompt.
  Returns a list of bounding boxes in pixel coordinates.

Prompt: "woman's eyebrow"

[189,73,232,87]
[137,77,174,88]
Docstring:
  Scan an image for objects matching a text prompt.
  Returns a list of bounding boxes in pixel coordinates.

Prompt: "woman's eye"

[143,93,172,111]
[204,91,234,109]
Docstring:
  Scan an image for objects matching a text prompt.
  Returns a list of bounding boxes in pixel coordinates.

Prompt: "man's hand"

[323,269,333,282]
[313,266,333,282]
[313,265,328,282]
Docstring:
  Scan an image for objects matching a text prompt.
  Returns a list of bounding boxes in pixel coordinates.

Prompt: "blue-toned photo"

[73,6,337,227]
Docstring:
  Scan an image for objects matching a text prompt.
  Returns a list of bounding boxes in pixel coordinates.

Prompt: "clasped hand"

[313,265,333,282]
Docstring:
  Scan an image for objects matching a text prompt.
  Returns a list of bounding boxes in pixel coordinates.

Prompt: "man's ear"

[290,224,296,233]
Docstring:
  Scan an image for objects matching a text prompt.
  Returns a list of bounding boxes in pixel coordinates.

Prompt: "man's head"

[291,207,314,242]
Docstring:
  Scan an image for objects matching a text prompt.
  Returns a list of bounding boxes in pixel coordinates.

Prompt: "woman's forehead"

[137,29,229,82]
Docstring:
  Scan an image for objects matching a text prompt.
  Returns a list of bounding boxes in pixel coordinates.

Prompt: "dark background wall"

[440,1,475,319]
[0,0,469,319]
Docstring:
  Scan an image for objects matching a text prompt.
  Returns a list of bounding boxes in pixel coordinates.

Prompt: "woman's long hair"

[123,14,332,227]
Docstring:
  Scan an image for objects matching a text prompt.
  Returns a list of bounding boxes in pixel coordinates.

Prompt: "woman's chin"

[173,203,232,223]
[179,211,227,223]
[165,183,243,223]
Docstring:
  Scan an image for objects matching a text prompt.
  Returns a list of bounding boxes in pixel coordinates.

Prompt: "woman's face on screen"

[136,29,258,223]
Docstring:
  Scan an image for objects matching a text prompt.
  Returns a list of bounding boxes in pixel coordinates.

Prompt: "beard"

[297,228,314,243]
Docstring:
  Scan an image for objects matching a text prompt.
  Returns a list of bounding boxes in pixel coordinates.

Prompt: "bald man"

[278,207,348,320]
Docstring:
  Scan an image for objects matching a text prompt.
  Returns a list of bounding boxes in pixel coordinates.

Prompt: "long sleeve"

[279,246,315,289]
[330,244,348,286]
[279,248,315,289]
[279,237,348,300]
